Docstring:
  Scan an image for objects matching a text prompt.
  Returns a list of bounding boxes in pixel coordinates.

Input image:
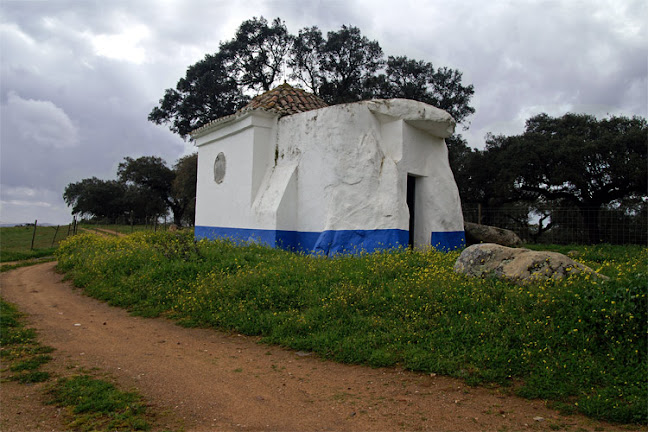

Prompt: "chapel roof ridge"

[242,82,329,116]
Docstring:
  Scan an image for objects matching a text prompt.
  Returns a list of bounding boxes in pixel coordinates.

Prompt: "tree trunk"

[171,206,183,227]
[170,201,188,228]
[579,206,603,244]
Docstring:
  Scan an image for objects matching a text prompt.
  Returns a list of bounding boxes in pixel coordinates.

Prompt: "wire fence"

[463,204,647,245]
[0,222,72,261]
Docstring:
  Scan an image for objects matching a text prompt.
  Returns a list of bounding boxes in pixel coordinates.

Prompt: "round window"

[213,152,226,184]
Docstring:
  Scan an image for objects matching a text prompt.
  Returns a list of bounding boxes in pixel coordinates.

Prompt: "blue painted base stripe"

[312,229,409,255]
[196,226,466,254]
[195,226,408,255]
[431,230,466,251]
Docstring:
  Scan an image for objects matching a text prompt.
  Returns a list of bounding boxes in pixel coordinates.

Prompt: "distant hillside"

[1,222,57,228]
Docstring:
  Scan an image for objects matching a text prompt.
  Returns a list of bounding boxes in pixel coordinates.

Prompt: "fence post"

[30,219,38,250]
[51,225,60,247]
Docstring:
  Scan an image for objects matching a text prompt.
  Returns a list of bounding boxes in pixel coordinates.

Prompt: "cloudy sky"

[1,0,646,224]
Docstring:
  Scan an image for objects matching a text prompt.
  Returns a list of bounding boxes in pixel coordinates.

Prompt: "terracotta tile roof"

[243,83,328,116]
[191,83,328,139]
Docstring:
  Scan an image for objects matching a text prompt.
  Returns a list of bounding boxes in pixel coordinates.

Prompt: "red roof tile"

[243,83,328,116]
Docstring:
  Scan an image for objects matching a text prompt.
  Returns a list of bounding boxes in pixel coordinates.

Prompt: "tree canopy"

[63,178,131,223]
[292,25,385,104]
[452,113,647,244]
[149,17,475,139]
[220,17,293,93]
[377,57,475,124]
[148,53,249,138]
[64,155,197,226]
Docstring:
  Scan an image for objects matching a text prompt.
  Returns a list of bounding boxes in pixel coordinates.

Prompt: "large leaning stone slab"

[366,99,456,138]
[464,222,523,248]
[454,243,609,284]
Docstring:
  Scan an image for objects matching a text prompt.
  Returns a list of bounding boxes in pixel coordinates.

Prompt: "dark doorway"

[407,175,416,247]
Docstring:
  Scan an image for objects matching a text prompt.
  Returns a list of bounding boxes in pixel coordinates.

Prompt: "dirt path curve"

[1,263,632,432]
[78,227,126,237]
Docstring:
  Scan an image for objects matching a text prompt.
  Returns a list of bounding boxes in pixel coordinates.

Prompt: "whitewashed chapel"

[192,83,465,255]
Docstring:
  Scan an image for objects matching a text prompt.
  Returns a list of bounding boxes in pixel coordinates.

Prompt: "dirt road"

[0,263,634,431]
[78,227,126,237]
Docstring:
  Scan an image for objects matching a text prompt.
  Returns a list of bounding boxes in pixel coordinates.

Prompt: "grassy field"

[0,299,152,431]
[0,224,71,262]
[77,223,172,235]
[55,231,647,424]
[0,223,169,262]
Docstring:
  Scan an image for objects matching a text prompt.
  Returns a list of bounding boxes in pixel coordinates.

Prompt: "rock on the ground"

[453,243,609,284]
[464,222,523,248]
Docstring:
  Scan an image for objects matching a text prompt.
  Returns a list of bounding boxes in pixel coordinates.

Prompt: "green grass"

[47,375,150,431]
[55,232,648,424]
[10,354,54,372]
[0,299,54,383]
[0,225,70,262]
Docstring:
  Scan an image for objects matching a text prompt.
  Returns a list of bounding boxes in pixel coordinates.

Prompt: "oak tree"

[63,178,128,223]
[483,113,647,243]
[148,52,248,139]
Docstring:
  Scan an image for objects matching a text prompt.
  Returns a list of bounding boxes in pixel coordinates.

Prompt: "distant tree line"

[63,154,197,227]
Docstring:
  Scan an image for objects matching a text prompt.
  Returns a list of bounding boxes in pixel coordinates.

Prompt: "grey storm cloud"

[0,0,646,224]
[2,92,79,149]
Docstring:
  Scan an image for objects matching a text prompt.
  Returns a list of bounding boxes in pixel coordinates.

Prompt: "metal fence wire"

[462,204,648,245]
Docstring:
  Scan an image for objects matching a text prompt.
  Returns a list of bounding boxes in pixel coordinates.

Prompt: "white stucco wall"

[194,111,277,230]
[275,104,399,233]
